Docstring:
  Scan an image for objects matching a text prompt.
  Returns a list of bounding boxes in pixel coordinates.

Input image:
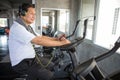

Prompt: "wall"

[77,0,95,40]
[69,0,79,38]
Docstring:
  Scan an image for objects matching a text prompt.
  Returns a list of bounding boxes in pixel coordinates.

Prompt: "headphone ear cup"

[19,6,26,16]
[21,10,26,16]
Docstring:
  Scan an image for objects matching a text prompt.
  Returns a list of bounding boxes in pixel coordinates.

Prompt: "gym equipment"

[52,35,120,80]
[45,18,120,80]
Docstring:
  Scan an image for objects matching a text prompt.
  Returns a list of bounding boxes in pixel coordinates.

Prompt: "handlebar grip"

[58,34,66,40]
[116,37,120,43]
[115,36,120,47]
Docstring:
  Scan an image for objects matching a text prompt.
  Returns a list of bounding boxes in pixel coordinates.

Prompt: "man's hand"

[58,34,71,44]
[58,34,66,41]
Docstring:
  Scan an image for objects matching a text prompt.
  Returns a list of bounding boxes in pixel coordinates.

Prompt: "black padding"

[0,62,20,80]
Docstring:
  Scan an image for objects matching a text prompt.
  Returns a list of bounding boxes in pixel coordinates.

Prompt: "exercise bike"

[50,35,120,80]
[39,18,90,80]
[41,17,120,80]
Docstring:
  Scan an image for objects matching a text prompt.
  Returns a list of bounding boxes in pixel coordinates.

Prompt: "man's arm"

[42,36,58,41]
[31,36,70,47]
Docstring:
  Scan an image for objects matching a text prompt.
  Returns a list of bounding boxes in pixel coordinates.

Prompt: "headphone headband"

[18,3,35,16]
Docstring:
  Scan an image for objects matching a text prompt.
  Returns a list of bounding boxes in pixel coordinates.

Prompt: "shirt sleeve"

[10,23,36,44]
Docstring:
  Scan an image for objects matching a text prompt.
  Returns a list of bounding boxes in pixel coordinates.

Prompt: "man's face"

[23,7,35,25]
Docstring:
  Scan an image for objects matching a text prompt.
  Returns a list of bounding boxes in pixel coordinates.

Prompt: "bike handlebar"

[95,36,120,62]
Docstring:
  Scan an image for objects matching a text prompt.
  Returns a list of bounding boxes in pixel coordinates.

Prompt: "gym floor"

[0,34,9,61]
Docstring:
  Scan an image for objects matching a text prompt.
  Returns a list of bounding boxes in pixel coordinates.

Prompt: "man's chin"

[28,22,34,24]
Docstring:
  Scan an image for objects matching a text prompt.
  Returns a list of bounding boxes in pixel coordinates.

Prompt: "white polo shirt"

[9,21,36,66]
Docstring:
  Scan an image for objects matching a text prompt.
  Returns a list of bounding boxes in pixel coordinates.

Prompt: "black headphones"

[18,3,35,16]
[19,6,26,16]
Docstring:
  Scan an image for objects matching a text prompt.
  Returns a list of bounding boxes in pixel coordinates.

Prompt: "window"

[95,0,120,53]
[0,18,8,27]
[0,18,8,35]
[112,8,119,35]
[41,8,70,35]
[78,0,96,40]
